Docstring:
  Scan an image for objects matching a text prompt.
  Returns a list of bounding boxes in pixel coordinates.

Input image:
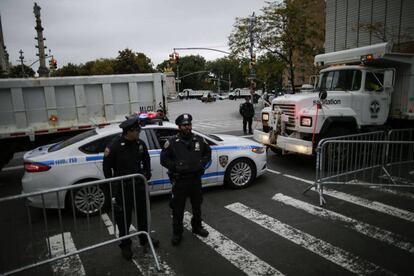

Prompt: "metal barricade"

[0,174,160,275]
[304,129,414,205]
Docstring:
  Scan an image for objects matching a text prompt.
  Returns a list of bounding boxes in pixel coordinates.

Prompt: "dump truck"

[255,42,413,155]
[0,73,171,169]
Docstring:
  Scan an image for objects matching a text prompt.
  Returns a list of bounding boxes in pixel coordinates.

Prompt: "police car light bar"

[314,42,392,66]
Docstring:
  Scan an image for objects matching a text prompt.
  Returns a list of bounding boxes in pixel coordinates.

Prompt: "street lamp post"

[18,49,26,77]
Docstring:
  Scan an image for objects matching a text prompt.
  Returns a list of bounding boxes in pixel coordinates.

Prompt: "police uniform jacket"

[160,133,211,177]
[103,136,151,180]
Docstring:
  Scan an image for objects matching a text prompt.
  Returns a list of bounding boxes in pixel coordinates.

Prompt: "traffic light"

[49,58,57,69]
[250,53,256,65]
[169,52,180,64]
[169,53,175,64]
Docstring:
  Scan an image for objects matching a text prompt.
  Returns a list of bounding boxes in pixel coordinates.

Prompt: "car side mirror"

[383,70,394,89]
[319,90,327,100]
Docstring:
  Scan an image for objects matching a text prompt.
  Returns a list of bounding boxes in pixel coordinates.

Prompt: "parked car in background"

[201,91,216,102]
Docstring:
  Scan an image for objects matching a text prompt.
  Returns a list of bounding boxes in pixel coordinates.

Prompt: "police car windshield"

[191,129,223,142]
[317,69,362,91]
[49,129,97,152]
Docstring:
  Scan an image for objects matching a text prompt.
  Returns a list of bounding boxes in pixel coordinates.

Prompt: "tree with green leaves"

[52,63,81,77]
[8,64,35,78]
[229,0,324,92]
[114,48,154,74]
[206,57,247,91]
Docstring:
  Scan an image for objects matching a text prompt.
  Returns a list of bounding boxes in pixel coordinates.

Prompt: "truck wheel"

[268,145,282,155]
[263,125,271,133]
[224,158,256,189]
[66,180,109,216]
[322,127,352,170]
[229,95,234,100]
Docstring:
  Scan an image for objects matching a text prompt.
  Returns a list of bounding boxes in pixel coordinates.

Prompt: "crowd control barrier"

[304,129,414,205]
[0,174,160,275]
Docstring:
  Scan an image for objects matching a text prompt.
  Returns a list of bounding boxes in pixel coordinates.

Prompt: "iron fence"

[0,174,160,275]
[304,129,414,205]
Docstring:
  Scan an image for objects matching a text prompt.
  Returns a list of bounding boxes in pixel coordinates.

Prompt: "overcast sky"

[1,0,267,69]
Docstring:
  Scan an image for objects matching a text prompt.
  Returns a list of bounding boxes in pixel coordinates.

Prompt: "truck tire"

[322,127,352,171]
[224,158,256,189]
[263,125,271,133]
[66,180,109,216]
[268,145,282,155]
[0,140,17,171]
[229,95,234,100]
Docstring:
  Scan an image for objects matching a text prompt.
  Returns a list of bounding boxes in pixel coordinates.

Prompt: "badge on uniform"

[164,140,170,148]
[195,142,200,151]
[138,144,143,153]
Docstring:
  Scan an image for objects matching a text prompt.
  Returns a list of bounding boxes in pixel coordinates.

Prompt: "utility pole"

[228,73,231,92]
[248,12,256,100]
[18,49,25,77]
[33,3,49,77]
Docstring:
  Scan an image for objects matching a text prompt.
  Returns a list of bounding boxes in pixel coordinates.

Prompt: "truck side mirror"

[319,90,327,100]
[383,70,394,89]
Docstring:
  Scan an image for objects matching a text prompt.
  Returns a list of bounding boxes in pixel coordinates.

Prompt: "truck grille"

[273,104,296,128]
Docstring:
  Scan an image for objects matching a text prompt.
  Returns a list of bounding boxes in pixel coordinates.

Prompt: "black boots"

[192,227,209,237]
[140,237,160,248]
[120,244,133,260]
[171,234,182,246]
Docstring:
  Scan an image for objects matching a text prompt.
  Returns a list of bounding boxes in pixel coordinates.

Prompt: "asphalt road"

[1,99,413,276]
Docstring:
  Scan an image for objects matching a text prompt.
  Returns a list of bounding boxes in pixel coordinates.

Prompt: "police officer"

[160,114,212,246]
[239,96,255,134]
[103,117,159,260]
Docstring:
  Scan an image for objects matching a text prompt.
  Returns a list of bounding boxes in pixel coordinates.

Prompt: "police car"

[22,116,267,215]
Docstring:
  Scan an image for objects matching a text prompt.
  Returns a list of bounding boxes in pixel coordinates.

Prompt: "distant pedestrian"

[239,96,255,134]
[160,113,212,246]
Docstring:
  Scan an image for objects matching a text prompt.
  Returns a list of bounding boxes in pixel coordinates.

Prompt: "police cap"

[175,113,192,125]
[119,117,140,131]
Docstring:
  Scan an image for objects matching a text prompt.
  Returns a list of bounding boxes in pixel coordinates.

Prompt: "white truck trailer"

[255,42,413,155]
[0,73,169,169]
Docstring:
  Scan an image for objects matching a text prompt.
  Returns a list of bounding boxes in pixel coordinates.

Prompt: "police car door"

[193,133,219,186]
[151,128,180,191]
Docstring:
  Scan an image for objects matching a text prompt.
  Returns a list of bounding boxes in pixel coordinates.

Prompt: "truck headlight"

[300,116,312,127]
[262,113,269,121]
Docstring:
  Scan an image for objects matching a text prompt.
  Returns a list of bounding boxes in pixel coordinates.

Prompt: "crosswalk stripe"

[266,168,281,175]
[368,186,414,200]
[272,193,414,253]
[266,170,414,223]
[183,212,284,276]
[49,232,86,275]
[321,189,414,223]
[226,202,395,276]
[101,214,175,275]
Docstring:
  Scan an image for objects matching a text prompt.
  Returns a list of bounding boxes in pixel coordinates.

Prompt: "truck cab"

[254,42,413,155]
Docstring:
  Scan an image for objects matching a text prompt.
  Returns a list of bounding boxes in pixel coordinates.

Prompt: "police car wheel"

[67,181,108,216]
[225,158,256,189]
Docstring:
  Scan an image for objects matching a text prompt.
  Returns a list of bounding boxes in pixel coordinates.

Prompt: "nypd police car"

[22,119,267,215]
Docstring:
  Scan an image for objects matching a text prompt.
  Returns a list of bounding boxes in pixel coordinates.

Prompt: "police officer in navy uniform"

[239,96,255,134]
[103,117,159,260]
[160,113,212,246]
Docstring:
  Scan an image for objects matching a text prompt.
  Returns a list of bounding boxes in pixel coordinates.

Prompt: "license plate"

[281,114,289,122]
